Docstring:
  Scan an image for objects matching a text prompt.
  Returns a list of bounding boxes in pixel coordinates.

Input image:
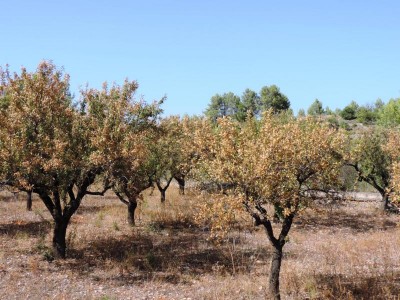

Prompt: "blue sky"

[1,0,400,115]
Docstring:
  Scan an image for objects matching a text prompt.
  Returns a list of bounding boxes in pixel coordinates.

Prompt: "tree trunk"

[127,200,137,226]
[269,245,283,300]
[26,191,32,211]
[156,177,173,203]
[260,213,294,300]
[53,219,68,259]
[382,193,389,211]
[160,189,166,202]
[377,191,391,211]
[175,176,185,195]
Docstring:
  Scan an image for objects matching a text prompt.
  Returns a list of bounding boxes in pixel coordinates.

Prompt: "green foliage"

[356,105,377,124]
[325,106,334,115]
[339,120,351,131]
[348,128,391,195]
[204,85,289,122]
[307,99,325,116]
[327,116,339,129]
[297,109,306,118]
[259,84,290,113]
[204,92,244,122]
[340,101,359,120]
[377,98,400,126]
[0,94,10,110]
[241,88,260,118]
[374,98,385,111]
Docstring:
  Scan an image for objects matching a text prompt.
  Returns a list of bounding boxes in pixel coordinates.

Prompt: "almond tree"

[385,130,400,203]
[81,81,163,225]
[0,62,101,258]
[150,116,182,202]
[149,116,204,200]
[173,116,203,195]
[346,128,395,210]
[194,113,344,299]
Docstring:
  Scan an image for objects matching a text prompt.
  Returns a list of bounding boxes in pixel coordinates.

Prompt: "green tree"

[340,101,359,120]
[259,85,290,114]
[356,105,377,124]
[377,98,400,126]
[307,99,325,116]
[374,98,385,111]
[204,92,244,122]
[297,109,306,117]
[241,88,260,118]
[325,106,334,115]
[346,128,395,211]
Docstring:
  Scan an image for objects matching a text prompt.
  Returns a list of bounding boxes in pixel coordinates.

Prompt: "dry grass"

[1,187,400,299]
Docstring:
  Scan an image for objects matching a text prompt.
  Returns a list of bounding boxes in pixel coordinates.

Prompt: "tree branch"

[278,213,294,246]
[114,191,129,205]
[242,200,279,248]
[86,184,113,196]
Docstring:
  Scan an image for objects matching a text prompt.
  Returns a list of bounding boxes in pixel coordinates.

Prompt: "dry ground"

[1,186,400,299]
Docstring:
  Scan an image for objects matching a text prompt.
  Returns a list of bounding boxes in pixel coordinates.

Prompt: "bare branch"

[86,184,113,196]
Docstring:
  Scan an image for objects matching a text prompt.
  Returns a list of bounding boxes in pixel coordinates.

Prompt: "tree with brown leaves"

[194,113,344,299]
[0,61,100,258]
[81,79,163,225]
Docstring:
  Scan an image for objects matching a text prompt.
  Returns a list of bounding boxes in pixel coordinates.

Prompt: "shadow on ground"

[62,228,271,283]
[0,220,51,237]
[294,209,397,232]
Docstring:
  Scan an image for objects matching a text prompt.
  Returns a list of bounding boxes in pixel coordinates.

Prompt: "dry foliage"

[386,130,400,202]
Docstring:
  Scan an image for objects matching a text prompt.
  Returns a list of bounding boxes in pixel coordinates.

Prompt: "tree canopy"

[378,98,400,126]
[307,99,325,116]
[194,112,344,299]
[204,85,290,123]
[0,62,98,257]
[204,92,244,122]
[340,101,359,120]
[385,130,400,203]
[82,80,163,225]
[345,127,395,210]
[260,85,290,113]
[0,61,163,257]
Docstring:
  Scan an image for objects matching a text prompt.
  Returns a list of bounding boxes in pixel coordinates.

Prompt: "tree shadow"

[63,229,272,284]
[0,220,51,237]
[294,210,397,232]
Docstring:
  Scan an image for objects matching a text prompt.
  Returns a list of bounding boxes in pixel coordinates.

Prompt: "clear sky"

[1,0,400,115]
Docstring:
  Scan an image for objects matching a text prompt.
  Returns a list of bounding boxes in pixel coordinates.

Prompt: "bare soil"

[1,187,400,299]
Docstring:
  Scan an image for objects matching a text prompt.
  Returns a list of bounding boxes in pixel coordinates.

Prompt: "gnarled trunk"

[53,219,68,259]
[269,245,283,300]
[381,193,390,211]
[36,171,97,259]
[127,200,137,226]
[174,176,185,195]
[114,189,141,225]
[258,213,294,300]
